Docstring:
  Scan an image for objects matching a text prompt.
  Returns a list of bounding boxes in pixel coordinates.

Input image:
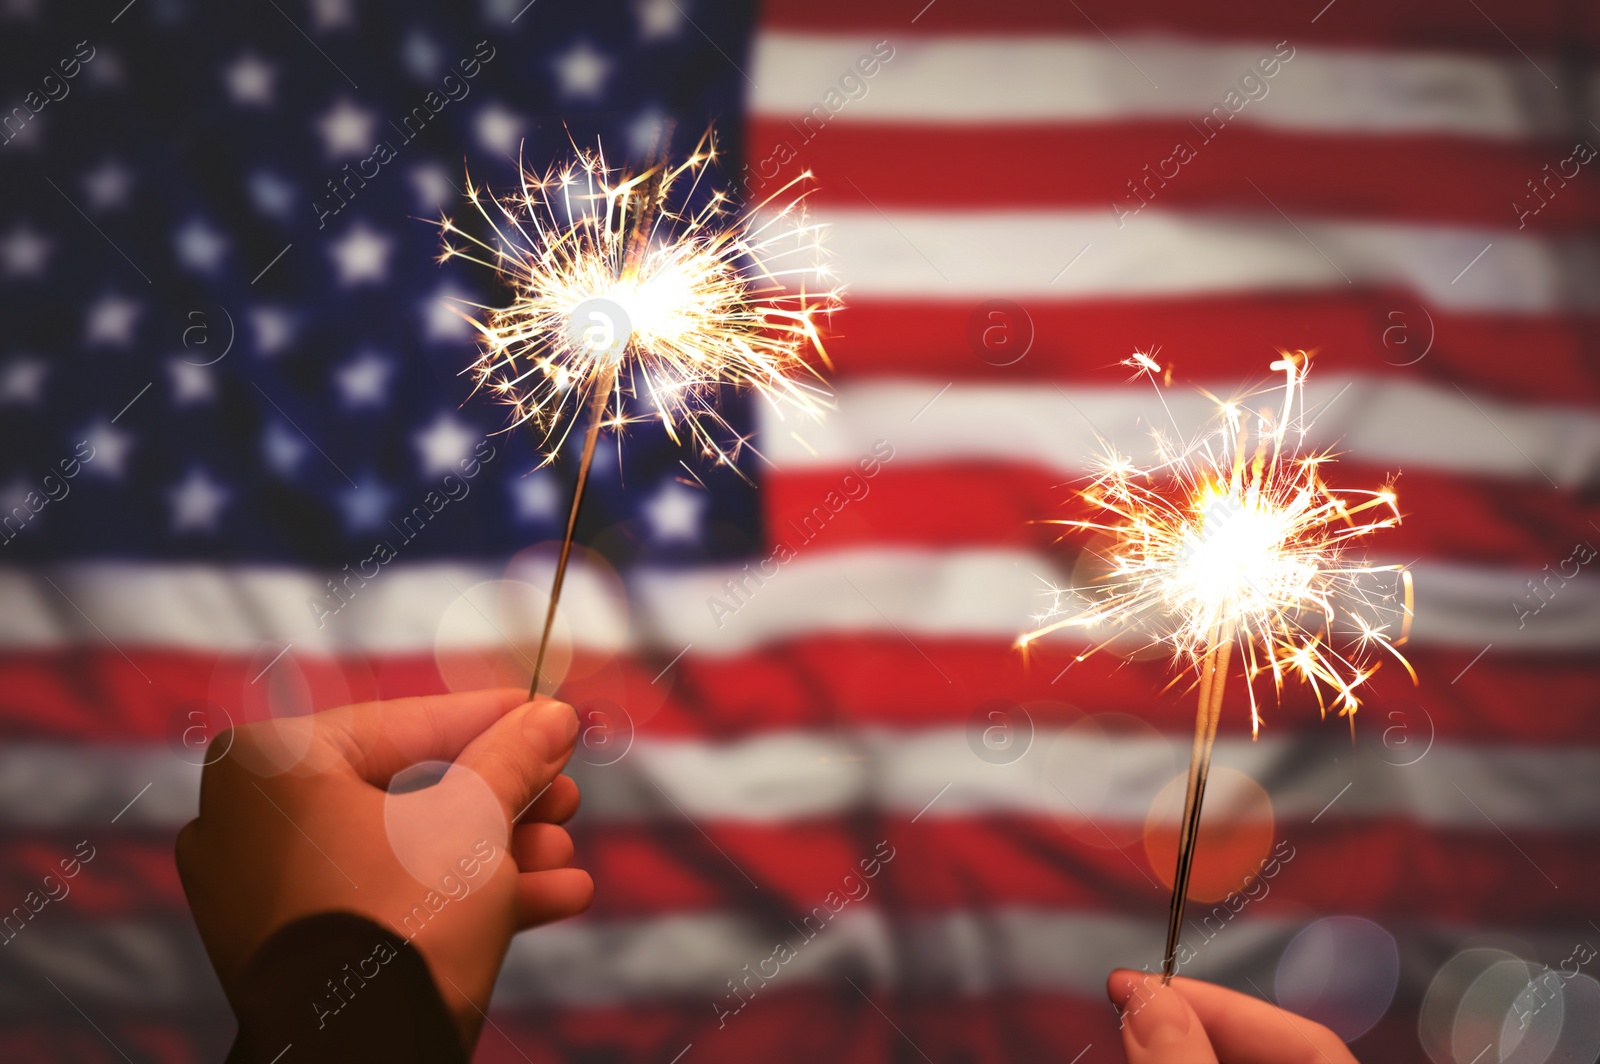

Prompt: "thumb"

[448,698,579,818]
[1108,969,1219,1064]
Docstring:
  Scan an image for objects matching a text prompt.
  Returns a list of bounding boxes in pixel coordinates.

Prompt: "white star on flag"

[249,171,296,219]
[552,40,612,100]
[84,293,142,347]
[315,98,378,159]
[413,413,478,476]
[1,223,52,277]
[328,223,393,286]
[85,49,123,89]
[626,106,669,159]
[0,358,48,405]
[0,479,33,528]
[79,421,133,479]
[403,29,442,79]
[512,474,561,523]
[309,0,355,31]
[337,476,396,534]
[167,359,216,405]
[81,160,134,211]
[409,163,456,212]
[637,0,685,41]
[261,421,308,478]
[479,0,525,23]
[249,305,299,357]
[3,111,44,150]
[224,53,276,106]
[168,469,230,532]
[335,352,393,408]
[642,480,706,542]
[423,284,475,342]
[173,218,230,273]
[474,101,525,155]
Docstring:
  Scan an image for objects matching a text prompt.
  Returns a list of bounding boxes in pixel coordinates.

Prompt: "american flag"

[3,0,1599,1061]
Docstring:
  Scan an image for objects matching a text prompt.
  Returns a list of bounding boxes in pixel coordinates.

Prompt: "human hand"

[1109,969,1359,1063]
[176,688,593,1052]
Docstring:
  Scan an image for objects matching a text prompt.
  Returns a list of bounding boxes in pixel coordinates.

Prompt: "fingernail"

[1107,969,1140,1009]
[527,700,578,752]
[1114,973,1193,1049]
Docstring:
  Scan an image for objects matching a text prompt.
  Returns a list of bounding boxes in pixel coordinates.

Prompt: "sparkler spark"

[1018,351,1413,733]
[435,131,838,469]
[435,131,839,699]
[1016,352,1414,983]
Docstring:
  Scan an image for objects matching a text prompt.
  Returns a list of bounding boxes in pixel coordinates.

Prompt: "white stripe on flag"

[495,907,1278,1006]
[764,378,1600,488]
[4,730,1596,830]
[1,552,1594,652]
[807,208,1600,311]
[495,908,1591,1007]
[750,32,1567,139]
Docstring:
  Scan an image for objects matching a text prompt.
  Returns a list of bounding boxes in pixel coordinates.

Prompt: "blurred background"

[2,0,1598,1061]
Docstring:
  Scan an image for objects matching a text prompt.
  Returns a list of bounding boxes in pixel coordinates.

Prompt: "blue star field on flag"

[0,0,765,567]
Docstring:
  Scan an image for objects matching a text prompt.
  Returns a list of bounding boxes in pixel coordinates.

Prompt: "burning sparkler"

[437,131,838,697]
[1017,351,1414,983]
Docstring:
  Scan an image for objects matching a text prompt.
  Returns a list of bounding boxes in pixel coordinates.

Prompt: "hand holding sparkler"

[1019,353,1414,984]
[1108,969,1359,1062]
[437,132,839,697]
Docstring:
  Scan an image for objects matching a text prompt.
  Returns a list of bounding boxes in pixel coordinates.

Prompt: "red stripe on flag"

[0,640,1593,743]
[818,296,1600,408]
[4,815,1595,927]
[755,0,1600,53]
[750,121,1600,229]
[468,994,1135,1064]
[474,991,1433,1064]
[764,463,1600,567]
[0,1002,1433,1064]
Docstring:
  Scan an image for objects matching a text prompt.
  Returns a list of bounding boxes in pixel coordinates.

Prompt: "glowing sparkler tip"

[1020,358,1412,727]
[1125,350,1162,375]
[436,130,838,468]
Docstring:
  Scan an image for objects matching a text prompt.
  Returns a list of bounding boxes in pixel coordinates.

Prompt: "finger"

[326,688,529,785]
[517,774,580,825]
[515,867,594,929]
[1108,970,1219,1064]
[512,822,574,871]
[449,697,578,818]
[1168,976,1359,1064]
[173,819,200,882]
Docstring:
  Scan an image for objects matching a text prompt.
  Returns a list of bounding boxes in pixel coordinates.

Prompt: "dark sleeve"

[225,911,469,1064]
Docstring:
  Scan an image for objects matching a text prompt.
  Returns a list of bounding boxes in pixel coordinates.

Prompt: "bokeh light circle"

[1043,712,1176,850]
[504,542,630,685]
[166,699,234,767]
[434,578,564,693]
[967,699,1034,765]
[1143,766,1275,902]
[383,759,508,890]
[1420,949,1539,1064]
[574,697,635,767]
[1365,698,1436,768]
[208,641,322,776]
[1450,962,1600,1064]
[1496,960,1565,1064]
[1526,972,1600,1064]
[1275,915,1399,1041]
